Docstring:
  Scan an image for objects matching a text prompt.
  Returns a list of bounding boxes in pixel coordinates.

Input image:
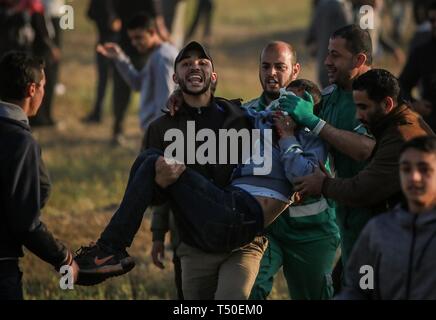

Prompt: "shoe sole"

[78,257,135,276]
[75,258,135,286]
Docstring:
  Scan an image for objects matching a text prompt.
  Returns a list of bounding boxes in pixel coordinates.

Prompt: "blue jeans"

[99,149,264,253]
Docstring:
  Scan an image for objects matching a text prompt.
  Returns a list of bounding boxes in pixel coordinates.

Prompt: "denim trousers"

[99,149,264,253]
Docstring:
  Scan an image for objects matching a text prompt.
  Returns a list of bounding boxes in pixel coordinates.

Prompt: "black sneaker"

[74,242,135,284]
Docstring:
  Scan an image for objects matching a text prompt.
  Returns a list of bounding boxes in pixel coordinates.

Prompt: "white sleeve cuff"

[312,119,326,136]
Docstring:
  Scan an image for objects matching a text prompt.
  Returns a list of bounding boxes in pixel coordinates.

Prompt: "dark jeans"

[112,40,146,137]
[89,31,117,120]
[99,149,264,253]
[0,261,23,300]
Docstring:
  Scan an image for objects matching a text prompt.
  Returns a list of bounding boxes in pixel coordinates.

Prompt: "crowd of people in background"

[0,0,436,301]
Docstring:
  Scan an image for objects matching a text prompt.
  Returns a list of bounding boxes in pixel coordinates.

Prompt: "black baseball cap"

[174,41,214,70]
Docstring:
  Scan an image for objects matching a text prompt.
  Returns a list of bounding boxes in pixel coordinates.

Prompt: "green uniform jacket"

[243,95,339,243]
[318,84,372,263]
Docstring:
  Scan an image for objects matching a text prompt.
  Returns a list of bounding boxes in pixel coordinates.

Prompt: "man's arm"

[151,203,170,243]
[278,132,328,182]
[39,155,51,209]
[114,55,144,91]
[319,123,375,161]
[279,92,375,161]
[97,43,144,90]
[5,139,71,269]
[322,135,402,207]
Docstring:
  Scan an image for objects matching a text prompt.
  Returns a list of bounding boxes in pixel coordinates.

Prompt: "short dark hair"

[126,12,156,31]
[352,69,401,104]
[0,51,45,101]
[287,79,322,105]
[400,136,436,157]
[331,24,373,65]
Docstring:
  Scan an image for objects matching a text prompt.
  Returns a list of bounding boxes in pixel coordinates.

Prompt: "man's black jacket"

[0,116,67,268]
[143,97,253,250]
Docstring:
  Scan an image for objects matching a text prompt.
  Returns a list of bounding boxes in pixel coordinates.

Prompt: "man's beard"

[262,76,293,102]
[264,90,280,101]
[179,77,212,96]
[362,107,386,132]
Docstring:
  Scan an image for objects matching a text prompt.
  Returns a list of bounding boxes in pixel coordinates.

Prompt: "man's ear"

[26,83,37,98]
[292,63,301,81]
[211,72,217,82]
[384,96,395,113]
[173,73,179,85]
[354,53,367,69]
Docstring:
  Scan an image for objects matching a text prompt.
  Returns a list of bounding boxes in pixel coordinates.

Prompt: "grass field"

[22,0,405,300]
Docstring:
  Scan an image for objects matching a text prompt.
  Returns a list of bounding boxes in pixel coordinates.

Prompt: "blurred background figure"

[399,1,436,132]
[306,0,353,88]
[0,0,34,55]
[161,0,186,48]
[0,0,62,127]
[408,0,434,52]
[185,0,214,45]
[350,0,405,65]
[161,0,179,29]
[388,0,413,44]
[42,0,66,94]
[31,0,65,127]
[83,0,120,124]
[83,0,171,146]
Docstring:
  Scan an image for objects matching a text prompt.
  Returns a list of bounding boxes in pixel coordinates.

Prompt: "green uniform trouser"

[249,208,340,300]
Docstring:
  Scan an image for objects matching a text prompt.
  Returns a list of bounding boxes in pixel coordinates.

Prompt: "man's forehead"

[180,50,209,61]
[328,37,349,52]
[261,47,293,64]
[352,89,370,100]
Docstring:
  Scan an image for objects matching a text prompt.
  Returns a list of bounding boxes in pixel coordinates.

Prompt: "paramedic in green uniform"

[247,41,340,300]
[282,25,375,269]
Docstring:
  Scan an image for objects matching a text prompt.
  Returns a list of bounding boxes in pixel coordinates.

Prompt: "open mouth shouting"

[186,72,205,88]
[265,77,279,90]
